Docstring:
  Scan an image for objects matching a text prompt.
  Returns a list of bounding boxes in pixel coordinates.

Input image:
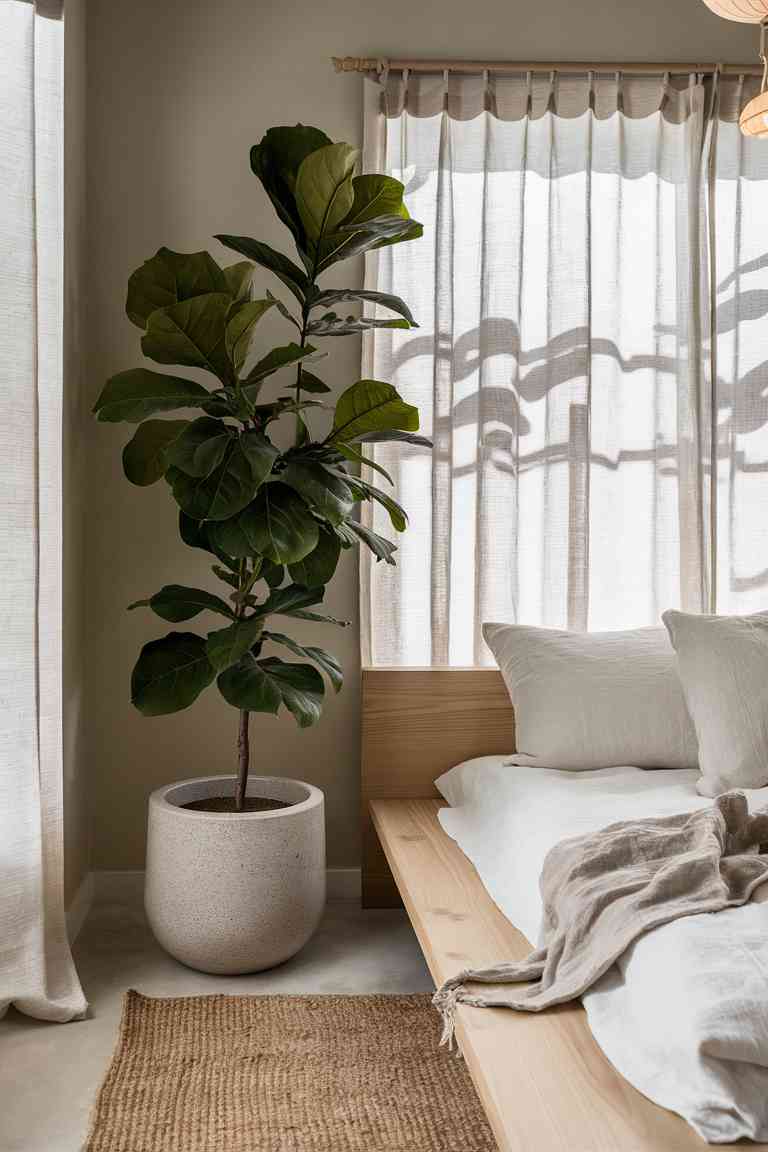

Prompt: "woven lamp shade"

[740,88,768,133]
[701,0,768,19]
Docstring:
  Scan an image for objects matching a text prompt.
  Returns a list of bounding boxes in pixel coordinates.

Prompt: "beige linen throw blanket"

[433,792,768,1047]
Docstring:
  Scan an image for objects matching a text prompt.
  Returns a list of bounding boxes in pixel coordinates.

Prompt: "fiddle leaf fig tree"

[94,125,428,810]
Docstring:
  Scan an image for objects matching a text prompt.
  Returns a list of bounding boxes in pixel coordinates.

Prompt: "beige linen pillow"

[662,609,768,796]
[483,622,699,771]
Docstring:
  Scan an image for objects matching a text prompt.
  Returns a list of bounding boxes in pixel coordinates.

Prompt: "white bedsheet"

[436,758,768,1145]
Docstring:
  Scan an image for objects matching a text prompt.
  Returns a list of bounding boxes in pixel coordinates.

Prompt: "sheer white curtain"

[0,0,86,1022]
[360,69,768,666]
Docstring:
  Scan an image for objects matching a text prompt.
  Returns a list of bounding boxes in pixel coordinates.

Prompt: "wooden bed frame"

[362,667,766,1152]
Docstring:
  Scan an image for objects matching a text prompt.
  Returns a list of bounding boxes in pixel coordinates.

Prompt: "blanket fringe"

[432,972,469,1052]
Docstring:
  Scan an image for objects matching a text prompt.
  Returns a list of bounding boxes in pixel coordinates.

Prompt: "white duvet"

[436,757,768,1145]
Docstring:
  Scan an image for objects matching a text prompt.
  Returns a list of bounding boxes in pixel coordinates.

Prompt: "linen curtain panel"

[360,70,768,666]
[0,0,86,1021]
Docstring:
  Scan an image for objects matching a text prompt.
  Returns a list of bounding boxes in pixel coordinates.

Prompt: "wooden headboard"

[361,667,515,906]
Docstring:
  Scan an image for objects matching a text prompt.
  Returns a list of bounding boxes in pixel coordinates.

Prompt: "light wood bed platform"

[362,667,767,1152]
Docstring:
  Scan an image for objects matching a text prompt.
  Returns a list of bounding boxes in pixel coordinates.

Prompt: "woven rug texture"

[85,990,497,1151]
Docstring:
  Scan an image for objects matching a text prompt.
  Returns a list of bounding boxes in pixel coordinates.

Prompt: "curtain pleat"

[361,70,768,666]
[0,0,86,1022]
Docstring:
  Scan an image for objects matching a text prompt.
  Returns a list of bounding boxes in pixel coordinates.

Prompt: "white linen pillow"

[662,609,768,796]
[483,622,699,770]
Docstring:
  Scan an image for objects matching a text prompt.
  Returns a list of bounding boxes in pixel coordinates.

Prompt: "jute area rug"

[85,990,497,1152]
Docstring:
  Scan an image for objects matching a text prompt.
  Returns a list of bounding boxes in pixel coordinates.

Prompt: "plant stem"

[236,709,250,811]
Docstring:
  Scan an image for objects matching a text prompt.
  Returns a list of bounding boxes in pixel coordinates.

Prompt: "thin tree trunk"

[236,709,250,811]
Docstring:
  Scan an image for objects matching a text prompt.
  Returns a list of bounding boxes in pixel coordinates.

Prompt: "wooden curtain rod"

[332,56,762,77]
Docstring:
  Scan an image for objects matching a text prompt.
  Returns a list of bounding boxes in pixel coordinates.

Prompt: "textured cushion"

[483,622,699,771]
[662,610,768,796]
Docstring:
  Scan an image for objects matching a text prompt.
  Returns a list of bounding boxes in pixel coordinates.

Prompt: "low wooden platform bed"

[362,667,768,1152]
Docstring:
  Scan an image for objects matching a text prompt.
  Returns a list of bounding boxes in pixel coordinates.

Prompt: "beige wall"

[63,0,90,905]
[84,0,755,871]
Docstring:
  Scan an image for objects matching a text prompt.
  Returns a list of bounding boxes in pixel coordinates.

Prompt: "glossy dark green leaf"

[166,417,234,478]
[167,431,277,522]
[295,143,358,251]
[239,482,319,564]
[330,380,419,443]
[178,513,237,571]
[223,260,254,301]
[286,608,349,627]
[93,370,210,423]
[131,631,215,716]
[319,215,423,271]
[288,525,341,587]
[249,125,333,250]
[242,343,316,402]
[334,441,394,485]
[129,584,235,622]
[310,288,416,327]
[260,560,285,588]
[329,467,407,532]
[338,519,397,565]
[262,630,343,692]
[215,235,310,303]
[126,248,228,330]
[225,298,275,375]
[352,429,432,447]
[122,419,188,486]
[141,293,232,384]
[308,314,410,337]
[281,460,355,526]
[206,514,252,559]
[255,583,324,618]
[296,369,330,394]
[206,615,264,673]
[219,654,324,727]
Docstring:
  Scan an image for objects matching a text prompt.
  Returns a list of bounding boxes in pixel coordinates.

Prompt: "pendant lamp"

[702,1,768,136]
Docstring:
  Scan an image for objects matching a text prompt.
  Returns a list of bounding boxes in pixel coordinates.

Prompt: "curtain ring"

[587,69,595,113]
[615,69,624,114]
[525,69,533,118]
[442,67,449,111]
[483,67,491,114]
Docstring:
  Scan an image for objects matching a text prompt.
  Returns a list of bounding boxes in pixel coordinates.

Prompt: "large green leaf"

[337,518,397,565]
[334,441,394,485]
[131,632,215,716]
[295,369,330,394]
[241,343,316,404]
[224,298,274,375]
[295,143,358,256]
[178,513,235,571]
[167,431,277,521]
[129,584,235,622]
[142,292,232,384]
[343,174,410,229]
[239,482,319,564]
[288,525,341,587]
[126,248,228,330]
[262,631,343,692]
[206,615,264,673]
[206,514,252,559]
[122,419,188,486]
[311,288,416,326]
[167,417,234,478]
[255,583,324,618]
[330,380,419,443]
[308,313,410,337]
[250,125,333,250]
[319,215,422,272]
[216,235,310,303]
[328,467,408,532]
[223,261,254,301]
[218,653,324,727]
[282,460,355,526]
[93,370,210,423]
[352,429,432,447]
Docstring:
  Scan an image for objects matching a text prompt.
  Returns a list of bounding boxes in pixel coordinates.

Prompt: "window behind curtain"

[360,71,768,666]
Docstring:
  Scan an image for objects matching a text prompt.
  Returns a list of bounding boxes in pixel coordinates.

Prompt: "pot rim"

[149,774,323,821]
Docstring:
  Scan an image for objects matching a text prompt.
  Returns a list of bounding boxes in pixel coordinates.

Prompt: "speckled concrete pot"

[145,775,325,975]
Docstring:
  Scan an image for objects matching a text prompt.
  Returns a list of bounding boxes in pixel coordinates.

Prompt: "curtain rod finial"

[332,56,378,73]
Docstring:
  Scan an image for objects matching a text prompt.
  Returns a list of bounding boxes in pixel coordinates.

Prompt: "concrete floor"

[0,878,432,1152]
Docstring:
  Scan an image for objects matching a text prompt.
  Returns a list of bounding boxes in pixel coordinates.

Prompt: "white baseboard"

[66,870,94,943]
[91,867,361,905]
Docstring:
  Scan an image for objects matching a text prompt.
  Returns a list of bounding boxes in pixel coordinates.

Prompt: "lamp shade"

[701,0,768,20]
[740,88,768,133]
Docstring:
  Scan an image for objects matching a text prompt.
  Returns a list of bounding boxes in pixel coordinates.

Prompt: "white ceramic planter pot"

[145,775,325,975]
